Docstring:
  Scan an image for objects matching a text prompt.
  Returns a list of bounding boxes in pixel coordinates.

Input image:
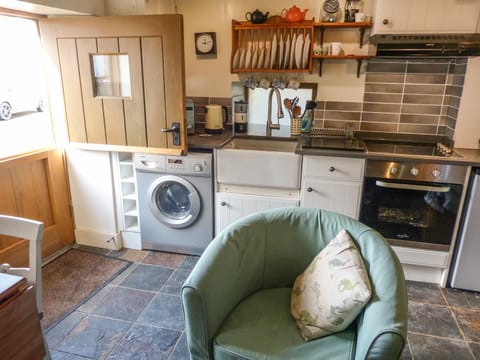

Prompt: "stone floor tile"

[453,308,480,342]
[45,311,86,349]
[179,255,199,270]
[109,263,139,286]
[161,269,190,295]
[109,248,150,263]
[137,294,184,330]
[408,302,462,339]
[168,332,189,360]
[399,339,412,360]
[119,264,173,291]
[51,350,92,360]
[408,333,474,360]
[55,315,131,359]
[78,286,156,322]
[407,281,446,305]
[469,342,480,360]
[106,324,180,360]
[142,252,186,268]
[442,287,480,310]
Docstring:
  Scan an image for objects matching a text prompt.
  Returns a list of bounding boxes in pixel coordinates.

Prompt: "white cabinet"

[373,0,480,34]
[67,148,122,250]
[215,192,299,235]
[301,156,365,219]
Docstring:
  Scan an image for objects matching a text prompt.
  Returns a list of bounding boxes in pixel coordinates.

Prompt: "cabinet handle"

[382,18,389,25]
[329,166,335,172]
[221,201,227,206]
[307,187,313,192]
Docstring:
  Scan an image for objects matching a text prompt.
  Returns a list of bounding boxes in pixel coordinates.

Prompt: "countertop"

[188,127,480,167]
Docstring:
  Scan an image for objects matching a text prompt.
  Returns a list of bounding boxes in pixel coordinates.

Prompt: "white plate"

[251,48,258,69]
[271,33,277,69]
[232,48,240,69]
[302,33,311,69]
[289,33,296,69]
[284,34,291,70]
[278,34,284,70]
[245,48,252,68]
[238,48,246,68]
[264,47,271,70]
[257,48,265,69]
[295,33,304,69]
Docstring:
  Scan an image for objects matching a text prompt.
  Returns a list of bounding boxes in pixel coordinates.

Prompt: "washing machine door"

[147,175,201,229]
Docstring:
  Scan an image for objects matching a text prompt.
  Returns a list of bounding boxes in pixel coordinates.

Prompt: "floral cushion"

[291,229,372,341]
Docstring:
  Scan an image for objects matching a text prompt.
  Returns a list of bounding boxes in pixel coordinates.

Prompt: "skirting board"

[74,228,122,250]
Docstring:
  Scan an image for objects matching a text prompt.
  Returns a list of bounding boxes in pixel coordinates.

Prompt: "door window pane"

[0,15,54,158]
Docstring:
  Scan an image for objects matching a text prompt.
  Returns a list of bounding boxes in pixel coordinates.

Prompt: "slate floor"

[44,246,480,360]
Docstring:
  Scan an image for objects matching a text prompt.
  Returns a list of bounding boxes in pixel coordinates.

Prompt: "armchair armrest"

[182,218,267,360]
[354,230,408,360]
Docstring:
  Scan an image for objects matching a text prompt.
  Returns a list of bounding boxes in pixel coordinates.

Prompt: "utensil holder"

[290,117,301,135]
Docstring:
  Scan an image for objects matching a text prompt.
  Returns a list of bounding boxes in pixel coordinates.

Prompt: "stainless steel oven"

[359,160,469,251]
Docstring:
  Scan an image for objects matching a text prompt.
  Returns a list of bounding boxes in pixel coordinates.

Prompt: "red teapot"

[281,5,309,23]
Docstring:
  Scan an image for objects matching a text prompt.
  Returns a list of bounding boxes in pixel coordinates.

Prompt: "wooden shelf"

[314,21,373,48]
[312,55,373,77]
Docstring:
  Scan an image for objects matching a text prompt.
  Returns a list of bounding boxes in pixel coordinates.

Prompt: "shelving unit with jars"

[312,21,374,77]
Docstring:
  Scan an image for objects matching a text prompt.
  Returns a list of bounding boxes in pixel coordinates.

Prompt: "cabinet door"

[374,0,480,34]
[39,15,187,154]
[374,0,412,33]
[215,193,299,235]
[301,179,362,219]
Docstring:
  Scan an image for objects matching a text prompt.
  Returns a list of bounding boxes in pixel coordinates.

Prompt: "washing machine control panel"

[134,153,212,176]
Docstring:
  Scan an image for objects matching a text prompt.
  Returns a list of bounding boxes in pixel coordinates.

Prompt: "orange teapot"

[281,5,309,23]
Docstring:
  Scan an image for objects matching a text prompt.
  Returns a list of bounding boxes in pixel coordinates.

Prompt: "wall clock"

[195,32,217,55]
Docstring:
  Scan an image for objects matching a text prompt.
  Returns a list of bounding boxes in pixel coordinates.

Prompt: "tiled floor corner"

[46,246,198,360]
[46,246,480,359]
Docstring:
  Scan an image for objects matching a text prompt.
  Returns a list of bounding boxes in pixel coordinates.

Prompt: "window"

[0,14,54,158]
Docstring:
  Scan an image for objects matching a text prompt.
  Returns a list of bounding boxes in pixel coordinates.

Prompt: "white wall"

[15,0,104,15]
[454,57,480,149]
[106,0,374,102]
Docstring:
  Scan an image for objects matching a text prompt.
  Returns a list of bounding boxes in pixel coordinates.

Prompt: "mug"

[331,42,343,56]
[355,12,366,22]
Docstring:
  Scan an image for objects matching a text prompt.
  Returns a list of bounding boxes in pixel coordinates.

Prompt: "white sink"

[217,138,301,189]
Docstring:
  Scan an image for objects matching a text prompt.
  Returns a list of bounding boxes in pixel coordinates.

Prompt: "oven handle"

[375,180,451,193]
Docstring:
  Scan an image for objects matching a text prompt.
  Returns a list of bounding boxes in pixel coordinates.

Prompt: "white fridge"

[449,168,480,291]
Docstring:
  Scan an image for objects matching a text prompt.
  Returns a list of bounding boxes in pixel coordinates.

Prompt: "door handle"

[161,122,181,146]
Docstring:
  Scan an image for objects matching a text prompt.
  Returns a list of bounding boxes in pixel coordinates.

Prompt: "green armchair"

[182,208,408,360]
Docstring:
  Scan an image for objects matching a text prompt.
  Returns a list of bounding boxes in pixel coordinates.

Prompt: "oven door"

[359,178,463,251]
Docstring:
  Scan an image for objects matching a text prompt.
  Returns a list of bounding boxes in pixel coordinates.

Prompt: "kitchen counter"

[188,127,480,167]
[187,129,233,150]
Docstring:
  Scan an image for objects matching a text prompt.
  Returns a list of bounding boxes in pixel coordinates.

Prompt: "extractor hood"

[371,33,480,57]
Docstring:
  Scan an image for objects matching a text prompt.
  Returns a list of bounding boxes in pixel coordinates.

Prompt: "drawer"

[303,155,365,181]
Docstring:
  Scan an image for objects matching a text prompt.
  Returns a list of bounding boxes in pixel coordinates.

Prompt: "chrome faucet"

[267,88,283,135]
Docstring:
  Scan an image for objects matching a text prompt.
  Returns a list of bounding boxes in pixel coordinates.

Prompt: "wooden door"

[0,149,74,267]
[39,15,187,155]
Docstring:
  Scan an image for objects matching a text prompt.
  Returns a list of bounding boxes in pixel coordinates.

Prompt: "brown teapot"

[281,5,309,23]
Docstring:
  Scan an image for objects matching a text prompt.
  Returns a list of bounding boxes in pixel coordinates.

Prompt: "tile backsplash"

[314,58,467,142]
[188,58,467,141]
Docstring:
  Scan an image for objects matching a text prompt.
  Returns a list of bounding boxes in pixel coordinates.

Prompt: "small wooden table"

[0,273,46,360]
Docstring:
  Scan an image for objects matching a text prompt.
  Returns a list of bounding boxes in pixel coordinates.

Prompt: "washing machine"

[134,152,213,255]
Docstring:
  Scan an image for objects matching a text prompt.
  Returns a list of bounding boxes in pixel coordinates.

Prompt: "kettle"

[281,5,309,23]
[245,9,269,24]
[205,104,227,134]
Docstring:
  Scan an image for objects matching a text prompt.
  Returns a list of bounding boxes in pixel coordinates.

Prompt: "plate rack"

[231,19,315,73]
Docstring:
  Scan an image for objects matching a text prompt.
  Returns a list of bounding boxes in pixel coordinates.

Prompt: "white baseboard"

[121,231,141,250]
